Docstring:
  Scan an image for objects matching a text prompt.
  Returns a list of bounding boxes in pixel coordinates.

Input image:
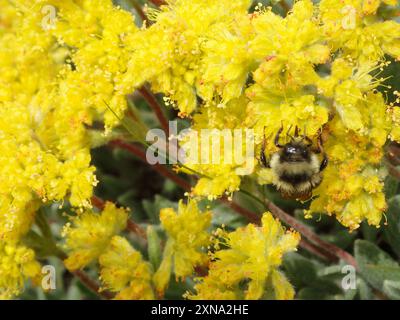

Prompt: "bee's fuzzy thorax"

[270,153,320,176]
[270,152,322,198]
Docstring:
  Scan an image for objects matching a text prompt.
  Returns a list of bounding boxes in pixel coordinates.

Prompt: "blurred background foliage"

[20,0,400,300]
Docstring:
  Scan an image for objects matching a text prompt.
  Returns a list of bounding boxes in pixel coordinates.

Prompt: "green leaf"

[210,203,246,229]
[383,196,400,258]
[383,280,400,299]
[354,239,400,294]
[142,195,177,223]
[321,229,356,250]
[147,225,162,270]
[103,100,148,144]
[283,253,343,299]
[357,278,374,300]
[384,176,399,200]
[361,221,379,243]
[117,189,138,207]
[283,252,318,287]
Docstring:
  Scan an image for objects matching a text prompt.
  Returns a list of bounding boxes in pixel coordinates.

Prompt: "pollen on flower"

[187,212,300,300]
[99,236,155,300]
[153,199,211,294]
[1,0,400,301]
[62,202,129,271]
[0,242,42,299]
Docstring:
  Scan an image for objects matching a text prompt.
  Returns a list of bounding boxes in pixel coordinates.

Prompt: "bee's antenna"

[274,125,284,148]
[294,125,299,137]
[286,124,294,141]
[263,125,267,145]
[302,125,312,147]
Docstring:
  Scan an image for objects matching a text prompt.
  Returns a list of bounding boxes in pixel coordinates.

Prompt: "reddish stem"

[266,200,358,268]
[130,0,148,23]
[219,197,260,224]
[299,239,337,262]
[138,86,170,134]
[148,0,166,6]
[72,270,114,299]
[57,250,113,299]
[91,195,106,210]
[387,162,400,180]
[279,1,290,14]
[127,219,148,240]
[109,139,191,190]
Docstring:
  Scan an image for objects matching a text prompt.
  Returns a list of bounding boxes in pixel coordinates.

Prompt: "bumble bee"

[260,126,328,200]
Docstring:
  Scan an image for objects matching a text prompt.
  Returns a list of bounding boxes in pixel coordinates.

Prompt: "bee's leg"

[311,128,324,153]
[320,153,328,171]
[260,149,270,168]
[317,131,328,171]
[274,125,284,148]
[294,125,299,137]
[304,136,313,148]
[286,124,293,140]
[260,126,270,168]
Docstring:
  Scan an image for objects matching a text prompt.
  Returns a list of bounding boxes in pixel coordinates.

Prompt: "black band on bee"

[279,173,310,185]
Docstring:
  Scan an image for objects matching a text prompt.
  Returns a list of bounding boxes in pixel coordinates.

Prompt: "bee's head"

[280,141,310,162]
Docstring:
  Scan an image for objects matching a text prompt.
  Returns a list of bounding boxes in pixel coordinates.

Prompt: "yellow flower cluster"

[0,242,41,299]
[180,96,256,200]
[122,0,252,116]
[320,0,399,61]
[0,0,139,296]
[99,236,154,300]
[132,0,399,229]
[1,0,399,300]
[154,200,211,294]
[62,202,157,299]
[62,202,128,271]
[44,0,139,130]
[188,213,300,300]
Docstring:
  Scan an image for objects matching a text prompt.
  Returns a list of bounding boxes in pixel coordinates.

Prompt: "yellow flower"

[122,0,251,114]
[99,236,154,300]
[319,0,400,61]
[309,116,389,230]
[154,199,211,294]
[188,212,300,300]
[180,96,255,199]
[0,242,41,299]
[388,106,400,141]
[63,202,128,271]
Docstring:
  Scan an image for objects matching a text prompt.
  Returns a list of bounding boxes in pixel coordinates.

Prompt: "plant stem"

[278,0,291,14]
[138,86,170,133]
[148,0,166,6]
[299,239,337,262]
[72,270,114,300]
[129,0,148,23]
[109,139,191,189]
[386,161,400,180]
[219,197,260,223]
[127,219,148,240]
[91,195,106,210]
[265,199,358,268]
[57,244,109,298]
